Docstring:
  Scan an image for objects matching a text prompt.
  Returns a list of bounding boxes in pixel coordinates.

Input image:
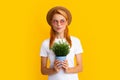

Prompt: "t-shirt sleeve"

[74,38,83,54]
[40,41,48,57]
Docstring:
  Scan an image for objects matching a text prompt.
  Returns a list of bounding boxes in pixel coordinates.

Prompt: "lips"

[56,28,62,30]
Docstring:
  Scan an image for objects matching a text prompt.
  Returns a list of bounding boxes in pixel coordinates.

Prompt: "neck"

[56,32,64,39]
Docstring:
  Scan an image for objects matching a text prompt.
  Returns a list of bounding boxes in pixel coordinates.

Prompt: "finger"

[62,61,68,66]
[56,63,62,67]
[54,60,61,65]
[62,63,68,67]
[55,59,61,62]
[57,65,62,69]
[54,65,61,72]
[62,63,68,69]
[63,60,68,64]
[54,61,62,67]
[62,65,68,69]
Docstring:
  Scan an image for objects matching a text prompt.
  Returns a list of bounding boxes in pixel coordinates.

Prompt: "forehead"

[52,14,66,20]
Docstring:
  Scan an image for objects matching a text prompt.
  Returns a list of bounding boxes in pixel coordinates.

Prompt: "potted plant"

[51,40,70,61]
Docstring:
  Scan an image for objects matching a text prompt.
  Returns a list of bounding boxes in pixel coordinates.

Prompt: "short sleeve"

[40,41,48,57]
[74,38,83,54]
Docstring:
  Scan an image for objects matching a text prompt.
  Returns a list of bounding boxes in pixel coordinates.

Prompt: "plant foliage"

[51,40,70,57]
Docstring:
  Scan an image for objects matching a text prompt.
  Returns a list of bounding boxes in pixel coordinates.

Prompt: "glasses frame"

[51,19,67,25]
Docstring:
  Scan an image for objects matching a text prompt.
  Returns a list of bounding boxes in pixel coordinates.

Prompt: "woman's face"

[51,14,68,34]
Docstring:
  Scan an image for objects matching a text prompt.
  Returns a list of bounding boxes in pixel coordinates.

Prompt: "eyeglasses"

[52,19,66,25]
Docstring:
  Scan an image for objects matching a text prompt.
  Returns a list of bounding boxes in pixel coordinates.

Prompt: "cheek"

[63,25,66,30]
[63,24,67,29]
[52,25,57,29]
[52,26,58,31]
[53,27,56,30]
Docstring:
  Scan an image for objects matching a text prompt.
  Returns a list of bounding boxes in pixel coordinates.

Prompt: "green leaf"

[51,40,70,56]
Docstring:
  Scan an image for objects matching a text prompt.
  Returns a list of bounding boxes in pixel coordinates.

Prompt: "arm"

[62,53,83,73]
[41,57,61,75]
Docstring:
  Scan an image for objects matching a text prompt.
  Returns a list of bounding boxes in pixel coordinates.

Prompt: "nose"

[57,22,61,26]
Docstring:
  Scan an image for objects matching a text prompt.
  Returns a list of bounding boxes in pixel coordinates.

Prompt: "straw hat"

[46,6,72,26]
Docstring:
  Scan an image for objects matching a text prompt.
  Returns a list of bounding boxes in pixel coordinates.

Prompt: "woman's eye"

[53,20,58,24]
[60,20,65,23]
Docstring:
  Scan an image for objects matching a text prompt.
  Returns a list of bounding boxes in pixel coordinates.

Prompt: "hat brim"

[46,6,72,26]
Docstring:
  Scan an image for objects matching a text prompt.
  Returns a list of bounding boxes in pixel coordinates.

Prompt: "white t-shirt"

[40,36,83,80]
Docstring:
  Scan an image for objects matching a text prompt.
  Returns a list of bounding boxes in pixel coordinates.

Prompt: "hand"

[54,60,62,72]
[62,60,69,73]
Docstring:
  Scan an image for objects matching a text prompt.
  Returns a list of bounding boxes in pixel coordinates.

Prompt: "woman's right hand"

[54,60,61,72]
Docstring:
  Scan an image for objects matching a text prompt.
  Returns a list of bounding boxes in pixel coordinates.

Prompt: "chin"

[56,30,63,34]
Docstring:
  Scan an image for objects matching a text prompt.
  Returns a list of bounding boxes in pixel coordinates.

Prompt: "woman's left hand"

[62,60,69,73]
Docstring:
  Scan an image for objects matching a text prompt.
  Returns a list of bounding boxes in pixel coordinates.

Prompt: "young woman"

[40,6,83,80]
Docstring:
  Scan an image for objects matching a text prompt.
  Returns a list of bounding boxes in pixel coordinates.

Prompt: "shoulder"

[41,38,50,47]
[70,36,81,42]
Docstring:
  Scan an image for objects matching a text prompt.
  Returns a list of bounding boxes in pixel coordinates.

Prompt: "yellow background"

[0,0,120,80]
